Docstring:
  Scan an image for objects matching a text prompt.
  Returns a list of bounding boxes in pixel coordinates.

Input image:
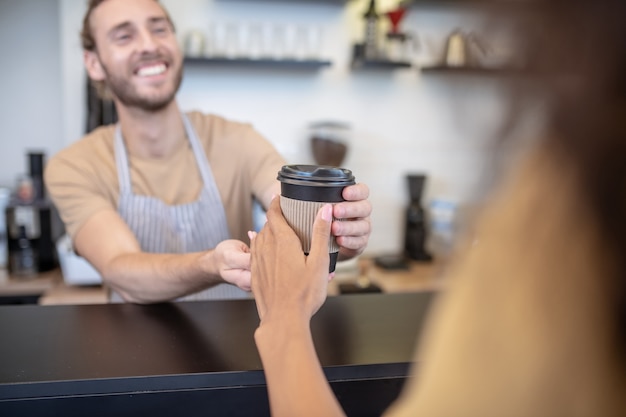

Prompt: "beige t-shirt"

[385,148,626,416]
[44,111,286,243]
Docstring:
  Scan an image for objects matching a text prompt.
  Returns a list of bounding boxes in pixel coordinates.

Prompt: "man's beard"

[101,58,183,112]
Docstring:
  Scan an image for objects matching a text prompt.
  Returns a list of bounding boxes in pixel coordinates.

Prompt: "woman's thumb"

[309,204,332,259]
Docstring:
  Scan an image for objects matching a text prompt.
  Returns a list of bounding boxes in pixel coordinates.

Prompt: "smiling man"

[88,8,182,111]
[44,0,372,303]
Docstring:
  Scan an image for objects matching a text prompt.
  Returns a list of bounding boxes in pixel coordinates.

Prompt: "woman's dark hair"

[509,0,626,349]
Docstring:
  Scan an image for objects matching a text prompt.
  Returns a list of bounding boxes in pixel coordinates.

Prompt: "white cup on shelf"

[223,22,242,58]
[246,22,265,59]
[184,30,206,58]
[270,23,287,60]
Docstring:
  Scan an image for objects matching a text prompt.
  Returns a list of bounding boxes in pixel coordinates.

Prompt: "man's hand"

[261,180,372,262]
[210,239,253,291]
[333,183,372,260]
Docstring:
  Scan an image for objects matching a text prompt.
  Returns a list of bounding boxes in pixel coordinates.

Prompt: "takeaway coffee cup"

[277,164,356,273]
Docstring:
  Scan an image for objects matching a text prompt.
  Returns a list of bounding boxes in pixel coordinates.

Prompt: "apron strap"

[114,125,132,195]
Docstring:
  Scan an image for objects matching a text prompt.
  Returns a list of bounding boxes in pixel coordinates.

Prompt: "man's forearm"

[102,250,221,303]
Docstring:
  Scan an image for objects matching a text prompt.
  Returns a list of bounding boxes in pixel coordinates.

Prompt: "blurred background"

[0,0,543,261]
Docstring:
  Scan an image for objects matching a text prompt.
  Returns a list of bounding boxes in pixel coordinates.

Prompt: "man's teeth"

[137,64,166,77]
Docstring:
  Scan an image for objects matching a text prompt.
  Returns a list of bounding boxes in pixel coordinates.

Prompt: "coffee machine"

[404,174,432,262]
[5,152,63,276]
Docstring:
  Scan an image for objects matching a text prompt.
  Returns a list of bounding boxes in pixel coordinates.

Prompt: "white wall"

[0,0,64,189]
[163,0,513,255]
[59,0,88,149]
[15,0,534,256]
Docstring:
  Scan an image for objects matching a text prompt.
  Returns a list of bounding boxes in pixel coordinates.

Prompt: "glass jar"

[308,121,351,167]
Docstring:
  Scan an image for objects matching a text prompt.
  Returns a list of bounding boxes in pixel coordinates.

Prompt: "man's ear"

[84,50,106,81]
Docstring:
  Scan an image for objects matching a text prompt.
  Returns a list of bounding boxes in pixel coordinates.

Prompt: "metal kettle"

[444,30,488,68]
[444,30,466,67]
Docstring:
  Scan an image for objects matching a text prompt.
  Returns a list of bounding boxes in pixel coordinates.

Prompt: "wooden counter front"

[0,268,108,305]
[0,256,445,306]
[0,292,437,417]
[329,257,447,295]
[0,268,60,304]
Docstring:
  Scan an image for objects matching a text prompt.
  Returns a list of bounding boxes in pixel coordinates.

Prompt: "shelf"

[351,59,412,70]
[218,0,349,3]
[420,65,525,75]
[408,0,535,5]
[184,57,332,70]
[407,0,541,10]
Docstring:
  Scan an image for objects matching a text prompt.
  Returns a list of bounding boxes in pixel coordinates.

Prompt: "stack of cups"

[277,165,355,273]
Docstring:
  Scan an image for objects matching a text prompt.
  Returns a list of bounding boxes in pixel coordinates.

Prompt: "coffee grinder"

[404,174,432,262]
[5,152,63,276]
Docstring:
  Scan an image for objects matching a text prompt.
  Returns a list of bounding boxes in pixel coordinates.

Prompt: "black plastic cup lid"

[277,165,355,187]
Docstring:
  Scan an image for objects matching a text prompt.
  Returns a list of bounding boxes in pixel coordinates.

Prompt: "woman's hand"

[250,197,333,324]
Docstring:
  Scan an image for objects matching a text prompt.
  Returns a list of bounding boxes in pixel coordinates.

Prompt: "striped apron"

[111,113,249,302]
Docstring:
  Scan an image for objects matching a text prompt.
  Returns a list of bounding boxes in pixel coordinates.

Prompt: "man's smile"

[135,62,168,77]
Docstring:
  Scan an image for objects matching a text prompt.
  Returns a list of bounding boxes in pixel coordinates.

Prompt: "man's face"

[86,0,183,111]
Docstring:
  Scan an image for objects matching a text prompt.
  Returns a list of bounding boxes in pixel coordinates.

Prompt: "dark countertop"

[0,292,436,417]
